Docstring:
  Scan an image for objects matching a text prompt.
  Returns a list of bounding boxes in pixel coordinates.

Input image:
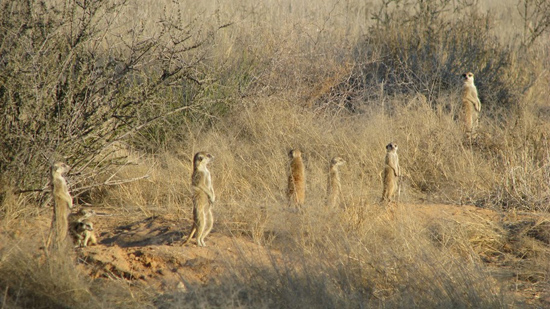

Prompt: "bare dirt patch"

[71,214,279,293]
[1,203,548,307]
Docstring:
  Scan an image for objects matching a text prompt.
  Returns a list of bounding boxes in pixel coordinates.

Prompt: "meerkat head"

[462,72,475,84]
[288,149,302,159]
[52,162,70,175]
[386,142,398,152]
[76,208,96,218]
[76,221,94,232]
[330,156,346,167]
[194,152,214,167]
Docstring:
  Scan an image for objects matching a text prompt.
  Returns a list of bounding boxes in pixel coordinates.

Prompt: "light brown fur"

[47,162,73,249]
[70,221,97,247]
[69,208,97,247]
[184,152,215,247]
[461,72,481,137]
[69,208,96,224]
[381,143,400,204]
[326,156,345,208]
[287,149,305,208]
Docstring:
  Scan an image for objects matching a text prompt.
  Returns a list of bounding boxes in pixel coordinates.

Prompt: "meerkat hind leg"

[84,231,97,247]
[82,233,90,247]
[195,211,207,247]
[201,208,214,246]
[196,222,207,247]
[75,236,84,248]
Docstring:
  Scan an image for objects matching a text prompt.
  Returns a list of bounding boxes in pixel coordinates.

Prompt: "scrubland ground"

[1,0,550,308]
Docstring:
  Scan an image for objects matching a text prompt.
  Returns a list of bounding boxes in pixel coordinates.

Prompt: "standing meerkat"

[326,156,345,208]
[461,72,481,137]
[47,162,73,249]
[381,142,400,204]
[184,152,215,247]
[287,149,305,208]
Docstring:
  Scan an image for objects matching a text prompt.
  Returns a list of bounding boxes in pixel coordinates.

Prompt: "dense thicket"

[0,0,224,200]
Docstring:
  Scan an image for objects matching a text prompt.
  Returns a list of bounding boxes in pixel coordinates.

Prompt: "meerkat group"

[47,71,479,249]
[184,151,216,247]
[48,162,99,249]
[69,208,97,247]
[70,220,96,247]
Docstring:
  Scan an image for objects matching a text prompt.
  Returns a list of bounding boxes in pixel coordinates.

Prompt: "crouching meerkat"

[326,156,345,208]
[70,221,97,247]
[381,142,400,204]
[184,152,215,247]
[461,72,481,137]
[69,208,97,247]
[47,161,73,249]
[287,149,305,208]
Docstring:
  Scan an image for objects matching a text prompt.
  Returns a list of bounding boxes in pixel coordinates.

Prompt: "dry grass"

[1,0,550,307]
[0,233,145,309]
[152,205,508,308]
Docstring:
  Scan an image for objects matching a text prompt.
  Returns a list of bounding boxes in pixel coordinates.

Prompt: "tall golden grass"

[1,0,549,307]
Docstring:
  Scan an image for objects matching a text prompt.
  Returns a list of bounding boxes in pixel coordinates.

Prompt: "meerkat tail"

[184,226,197,244]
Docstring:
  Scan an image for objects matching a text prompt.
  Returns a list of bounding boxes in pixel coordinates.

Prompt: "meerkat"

[68,208,97,247]
[381,142,400,204]
[70,221,97,247]
[287,149,305,208]
[184,152,215,247]
[47,161,73,249]
[326,156,345,208]
[52,161,73,210]
[69,208,96,224]
[461,72,481,137]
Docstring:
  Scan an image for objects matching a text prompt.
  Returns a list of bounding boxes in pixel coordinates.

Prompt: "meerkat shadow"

[101,216,184,248]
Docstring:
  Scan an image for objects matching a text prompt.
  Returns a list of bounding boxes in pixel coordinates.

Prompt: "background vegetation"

[1,0,549,307]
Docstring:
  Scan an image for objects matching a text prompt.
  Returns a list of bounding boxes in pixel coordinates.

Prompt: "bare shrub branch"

[0,0,231,205]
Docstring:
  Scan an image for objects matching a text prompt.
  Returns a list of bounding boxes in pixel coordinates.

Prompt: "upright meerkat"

[70,221,97,247]
[287,149,305,208]
[184,152,215,247]
[326,156,345,208]
[52,162,73,210]
[461,72,481,137]
[68,208,97,247]
[47,161,73,249]
[381,142,400,204]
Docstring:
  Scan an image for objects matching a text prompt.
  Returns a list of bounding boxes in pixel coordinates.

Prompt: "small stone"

[177,281,187,292]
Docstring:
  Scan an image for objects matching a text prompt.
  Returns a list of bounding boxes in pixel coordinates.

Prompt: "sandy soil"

[2,203,549,307]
